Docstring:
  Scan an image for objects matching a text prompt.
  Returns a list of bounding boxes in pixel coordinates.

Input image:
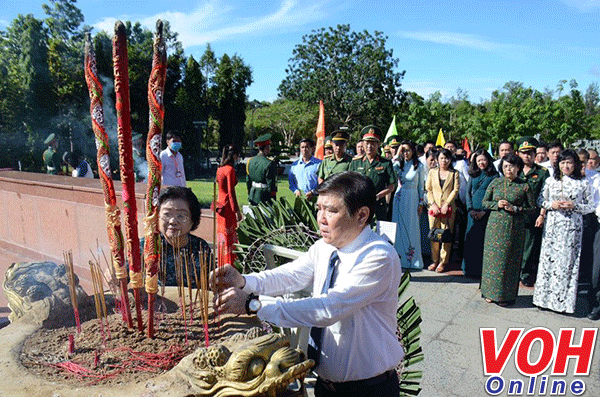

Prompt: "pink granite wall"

[0,171,214,292]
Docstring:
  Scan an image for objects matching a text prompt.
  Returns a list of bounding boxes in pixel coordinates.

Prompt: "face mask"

[170,142,182,152]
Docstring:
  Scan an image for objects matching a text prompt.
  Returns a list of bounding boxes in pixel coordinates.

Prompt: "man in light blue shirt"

[289,138,322,199]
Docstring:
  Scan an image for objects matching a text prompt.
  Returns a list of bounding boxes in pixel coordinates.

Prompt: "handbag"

[428,227,452,243]
[428,205,453,218]
[210,199,227,215]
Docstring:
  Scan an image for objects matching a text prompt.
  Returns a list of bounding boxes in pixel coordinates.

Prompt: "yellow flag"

[435,128,446,147]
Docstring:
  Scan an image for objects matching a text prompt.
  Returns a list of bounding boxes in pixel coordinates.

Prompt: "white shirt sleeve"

[253,244,396,329]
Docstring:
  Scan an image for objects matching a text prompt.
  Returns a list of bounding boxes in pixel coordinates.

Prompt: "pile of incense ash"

[19,246,227,387]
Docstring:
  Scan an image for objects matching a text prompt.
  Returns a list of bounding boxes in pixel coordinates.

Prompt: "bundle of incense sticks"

[170,246,212,347]
[199,249,210,347]
[89,260,110,343]
[183,251,195,323]
[172,240,189,344]
[63,251,81,333]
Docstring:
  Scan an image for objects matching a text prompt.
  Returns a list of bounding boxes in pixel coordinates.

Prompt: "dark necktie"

[307,250,339,366]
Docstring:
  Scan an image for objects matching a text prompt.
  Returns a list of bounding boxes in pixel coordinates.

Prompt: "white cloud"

[397,31,528,54]
[92,0,330,49]
[560,0,600,12]
[0,19,8,28]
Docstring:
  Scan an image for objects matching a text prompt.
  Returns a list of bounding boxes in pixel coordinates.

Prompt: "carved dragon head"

[176,332,314,397]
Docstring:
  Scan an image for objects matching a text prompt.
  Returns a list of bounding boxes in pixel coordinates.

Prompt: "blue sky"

[1,0,599,103]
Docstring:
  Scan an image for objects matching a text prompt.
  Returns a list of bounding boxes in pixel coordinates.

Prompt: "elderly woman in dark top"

[142,186,211,287]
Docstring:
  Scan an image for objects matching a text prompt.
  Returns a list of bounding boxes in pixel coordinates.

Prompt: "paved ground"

[399,268,600,397]
[1,249,599,396]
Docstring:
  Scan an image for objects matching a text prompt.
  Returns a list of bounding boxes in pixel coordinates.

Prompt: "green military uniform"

[43,133,61,174]
[387,136,401,148]
[246,134,278,206]
[349,125,397,221]
[516,137,550,285]
[324,136,333,150]
[317,128,352,181]
[318,153,353,181]
[350,154,396,220]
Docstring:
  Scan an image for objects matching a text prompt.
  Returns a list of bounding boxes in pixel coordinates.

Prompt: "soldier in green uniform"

[387,135,401,160]
[246,133,278,206]
[350,125,397,221]
[317,128,353,184]
[43,133,62,175]
[517,136,550,287]
[385,135,402,220]
[323,136,334,157]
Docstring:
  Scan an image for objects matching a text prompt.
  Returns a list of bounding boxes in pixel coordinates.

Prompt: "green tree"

[279,24,405,138]
[247,99,319,147]
[214,54,252,149]
[199,44,218,118]
[173,55,206,152]
[0,14,54,169]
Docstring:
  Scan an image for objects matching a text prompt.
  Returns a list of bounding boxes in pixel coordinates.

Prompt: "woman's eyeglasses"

[159,213,190,223]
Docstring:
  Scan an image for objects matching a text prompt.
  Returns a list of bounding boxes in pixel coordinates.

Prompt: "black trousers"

[315,370,400,397]
[587,224,600,312]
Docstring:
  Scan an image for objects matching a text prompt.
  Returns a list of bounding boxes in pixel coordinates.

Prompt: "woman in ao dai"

[392,141,427,269]
[533,150,596,313]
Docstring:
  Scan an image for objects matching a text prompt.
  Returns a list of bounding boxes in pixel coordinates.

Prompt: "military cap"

[331,127,350,142]
[361,125,382,142]
[254,133,272,147]
[383,145,391,153]
[44,133,57,145]
[517,136,539,152]
[324,136,333,148]
[387,135,401,147]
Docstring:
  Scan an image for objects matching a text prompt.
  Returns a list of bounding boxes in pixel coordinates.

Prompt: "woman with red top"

[216,145,243,266]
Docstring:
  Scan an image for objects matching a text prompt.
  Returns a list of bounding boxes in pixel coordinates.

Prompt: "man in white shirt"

[492,141,514,174]
[535,144,549,165]
[418,140,435,167]
[539,141,564,178]
[160,130,186,187]
[213,171,404,396]
[589,149,600,172]
[587,172,600,320]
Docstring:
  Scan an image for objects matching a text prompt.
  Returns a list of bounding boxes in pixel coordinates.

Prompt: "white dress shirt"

[539,160,554,178]
[453,159,469,203]
[493,158,502,174]
[160,148,186,187]
[585,169,600,219]
[243,226,404,382]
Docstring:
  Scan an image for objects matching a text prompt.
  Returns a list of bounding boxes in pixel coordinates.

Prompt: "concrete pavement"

[401,268,600,397]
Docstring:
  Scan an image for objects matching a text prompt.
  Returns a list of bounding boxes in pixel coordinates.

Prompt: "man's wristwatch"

[245,293,261,315]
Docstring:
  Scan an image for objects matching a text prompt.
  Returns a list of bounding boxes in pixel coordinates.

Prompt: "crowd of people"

[42,127,600,319]
[37,125,600,395]
[285,127,600,319]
